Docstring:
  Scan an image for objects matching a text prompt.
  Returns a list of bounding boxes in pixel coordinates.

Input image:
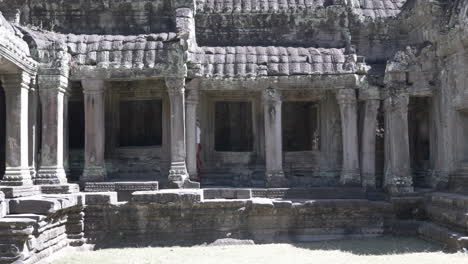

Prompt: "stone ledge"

[203,188,252,199]
[132,189,203,204]
[9,194,83,215]
[40,184,80,195]
[84,181,159,192]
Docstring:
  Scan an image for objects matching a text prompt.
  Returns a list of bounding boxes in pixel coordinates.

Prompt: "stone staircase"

[420,192,468,251]
[449,162,468,194]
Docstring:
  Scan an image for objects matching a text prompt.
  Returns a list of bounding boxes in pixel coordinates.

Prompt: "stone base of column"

[81,166,107,183]
[36,166,68,185]
[167,162,200,189]
[340,170,361,186]
[266,171,288,188]
[385,176,414,195]
[361,173,376,190]
[1,167,33,186]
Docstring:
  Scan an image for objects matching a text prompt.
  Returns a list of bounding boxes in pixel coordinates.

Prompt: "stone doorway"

[408,97,431,187]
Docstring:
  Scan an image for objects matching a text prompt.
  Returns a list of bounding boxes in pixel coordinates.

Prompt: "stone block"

[203,188,252,199]
[132,189,202,204]
[115,181,159,191]
[0,186,40,198]
[84,192,118,205]
[40,184,80,194]
[9,197,62,214]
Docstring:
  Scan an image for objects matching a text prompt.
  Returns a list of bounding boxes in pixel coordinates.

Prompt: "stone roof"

[195,0,406,18]
[188,46,357,78]
[0,13,37,73]
[64,33,179,69]
[21,28,179,70]
[351,0,406,18]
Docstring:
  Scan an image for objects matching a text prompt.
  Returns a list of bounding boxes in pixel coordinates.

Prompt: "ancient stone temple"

[0,0,467,263]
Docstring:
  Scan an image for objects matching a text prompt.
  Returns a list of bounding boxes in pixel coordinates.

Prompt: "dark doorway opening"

[282,102,320,152]
[119,100,163,147]
[214,101,253,152]
[408,97,431,187]
[68,100,85,181]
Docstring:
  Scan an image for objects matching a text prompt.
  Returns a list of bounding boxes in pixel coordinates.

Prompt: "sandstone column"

[383,92,413,194]
[263,88,287,187]
[185,89,199,179]
[336,89,361,185]
[81,80,106,182]
[360,99,380,189]
[166,78,199,188]
[36,75,69,184]
[0,73,33,185]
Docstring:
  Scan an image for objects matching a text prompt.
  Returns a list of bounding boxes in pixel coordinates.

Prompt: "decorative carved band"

[38,74,69,94]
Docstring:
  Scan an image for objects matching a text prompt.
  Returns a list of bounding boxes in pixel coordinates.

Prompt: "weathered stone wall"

[0,0,175,35]
[83,191,392,247]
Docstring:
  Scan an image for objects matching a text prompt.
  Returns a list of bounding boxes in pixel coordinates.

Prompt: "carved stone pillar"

[263,88,287,188]
[336,89,361,186]
[360,99,380,189]
[81,80,106,182]
[383,92,413,194]
[166,78,199,189]
[36,75,69,184]
[0,73,33,186]
[185,89,199,179]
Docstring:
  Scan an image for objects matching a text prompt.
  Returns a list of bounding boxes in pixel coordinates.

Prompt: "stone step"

[418,221,468,251]
[251,187,367,199]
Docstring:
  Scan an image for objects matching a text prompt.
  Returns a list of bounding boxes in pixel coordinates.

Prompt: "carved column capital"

[336,89,357,105]
[82,79,105,94]
[383,92,409,113]
[166,77,185,95]
[1,72,33,92]
[38,74,69,94]
[262,87,282,105]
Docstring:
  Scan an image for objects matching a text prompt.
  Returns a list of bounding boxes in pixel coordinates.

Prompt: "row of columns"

[0,71,414,192]
[183,87,414,192]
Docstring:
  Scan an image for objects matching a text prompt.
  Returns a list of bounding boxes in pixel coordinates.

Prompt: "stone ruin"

[0,0,467,263]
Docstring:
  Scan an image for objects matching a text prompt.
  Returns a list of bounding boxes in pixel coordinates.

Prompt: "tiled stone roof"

[195,0,332,13]
[195,0,407,17]
[352,0,406,18]
[0,14,37,72]
[64,33,179,69]
[21,28,179,70]
[188,46,357,78]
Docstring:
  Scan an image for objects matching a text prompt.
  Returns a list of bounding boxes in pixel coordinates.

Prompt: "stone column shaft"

[384,92,413,194]
[185,89,199,179]
[81,80,106,182]
[360,99,380,189]
[1,73,33,185]
[336,89,361,185]
[36,75,69,184]
[263,88,287,187]
[166,78,199,188]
